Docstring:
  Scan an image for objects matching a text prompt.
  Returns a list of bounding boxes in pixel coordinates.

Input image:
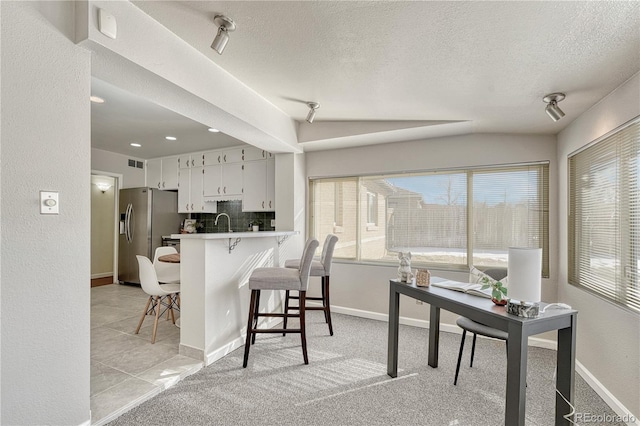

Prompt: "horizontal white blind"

[569,119,640,313]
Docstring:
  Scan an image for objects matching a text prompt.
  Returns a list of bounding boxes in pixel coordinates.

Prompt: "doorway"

[91,173,120,287]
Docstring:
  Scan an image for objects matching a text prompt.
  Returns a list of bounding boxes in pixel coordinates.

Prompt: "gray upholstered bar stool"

[283,234,339,335]
[243,238,319,368]
[454,268,509,385]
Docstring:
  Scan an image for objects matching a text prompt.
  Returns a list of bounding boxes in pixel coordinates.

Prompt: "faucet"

[214,213,232,233]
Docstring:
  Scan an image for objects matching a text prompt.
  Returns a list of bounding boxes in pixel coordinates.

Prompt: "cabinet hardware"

[191,203,194,210]
[218,155,221,163]
[162,181,165,188]
[224,154,227,162]
[262,201,265,208]
[186,203,189,210]
[223,186,226,194]
[269,201,272,209]
[158,183,161,189]
[192,159,195,167]
[218,187,221,194]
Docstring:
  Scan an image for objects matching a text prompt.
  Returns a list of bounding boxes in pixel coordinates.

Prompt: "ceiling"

[93,1,640,158]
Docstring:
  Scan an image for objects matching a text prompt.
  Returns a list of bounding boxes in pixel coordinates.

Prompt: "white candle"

[508,247,542,303]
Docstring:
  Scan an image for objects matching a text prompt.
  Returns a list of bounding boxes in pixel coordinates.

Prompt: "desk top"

[390,277,577,331]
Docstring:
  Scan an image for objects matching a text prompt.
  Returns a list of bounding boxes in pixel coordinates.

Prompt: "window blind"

[569,118,640,313]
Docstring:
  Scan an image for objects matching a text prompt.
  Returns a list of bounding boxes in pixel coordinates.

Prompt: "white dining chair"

[153,246,180,284]
[136,255,181,343]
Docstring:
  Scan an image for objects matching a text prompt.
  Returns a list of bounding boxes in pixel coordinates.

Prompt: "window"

[569,118,640,313]
[310,162,549,274]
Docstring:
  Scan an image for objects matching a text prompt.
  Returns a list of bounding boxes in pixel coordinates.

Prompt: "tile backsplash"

[190,200,275,233]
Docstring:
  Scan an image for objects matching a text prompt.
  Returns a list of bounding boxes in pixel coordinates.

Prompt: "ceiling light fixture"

[306,102,320,124]
[208,128,220,133]
[130,143,141,147]
[211,15,236,55]
[543,93,566,122]
[165,136,177,141]
[90,95,105,104]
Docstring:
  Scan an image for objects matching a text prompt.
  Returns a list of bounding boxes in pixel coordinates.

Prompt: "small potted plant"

[481,277,508,305]
[249,219,262,232]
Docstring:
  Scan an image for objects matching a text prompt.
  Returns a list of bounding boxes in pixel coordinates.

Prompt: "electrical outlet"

[270,219,275,227]
[415,300,423,305]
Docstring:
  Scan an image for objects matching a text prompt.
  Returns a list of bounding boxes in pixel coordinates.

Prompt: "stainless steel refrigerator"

[118,187,185,285]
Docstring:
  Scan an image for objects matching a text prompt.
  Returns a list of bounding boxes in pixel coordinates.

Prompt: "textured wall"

[92,148,145,189]
[557,72,640,419]
[1,2,91,424]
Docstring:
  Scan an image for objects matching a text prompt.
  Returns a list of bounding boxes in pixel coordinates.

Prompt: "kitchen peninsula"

[172,231,298,364]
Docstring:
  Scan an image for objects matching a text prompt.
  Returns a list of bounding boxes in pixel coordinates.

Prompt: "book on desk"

[430,278,493,299]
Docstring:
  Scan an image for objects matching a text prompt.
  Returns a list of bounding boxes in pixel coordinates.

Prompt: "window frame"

[309,161,550,276]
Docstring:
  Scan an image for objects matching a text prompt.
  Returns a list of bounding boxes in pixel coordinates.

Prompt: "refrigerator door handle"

[125,203,133,243]
[128,204,135,242]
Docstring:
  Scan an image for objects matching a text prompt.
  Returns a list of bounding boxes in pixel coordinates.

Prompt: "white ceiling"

[93,1,640,157]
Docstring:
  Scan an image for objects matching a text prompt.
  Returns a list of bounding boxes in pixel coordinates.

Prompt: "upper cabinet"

[177,153,216,214]
[203,148,244,165]
[243,146,273,162]
[146,156,178,190]
[242,157,275,212]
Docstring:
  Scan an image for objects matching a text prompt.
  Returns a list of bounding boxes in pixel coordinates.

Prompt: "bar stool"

[243,238,319,368]
[283,234,338,335]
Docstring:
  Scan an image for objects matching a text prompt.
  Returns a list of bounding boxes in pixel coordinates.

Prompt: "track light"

[306,102,320,123]
[211,15,236,55]
[543,93,566,122]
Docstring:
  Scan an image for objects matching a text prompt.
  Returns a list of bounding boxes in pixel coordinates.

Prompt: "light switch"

[40,191,59,215]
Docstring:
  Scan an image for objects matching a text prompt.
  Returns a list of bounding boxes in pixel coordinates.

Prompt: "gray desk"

[387,278,577,426]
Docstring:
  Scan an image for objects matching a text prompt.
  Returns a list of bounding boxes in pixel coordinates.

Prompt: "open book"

[430,278,492,299]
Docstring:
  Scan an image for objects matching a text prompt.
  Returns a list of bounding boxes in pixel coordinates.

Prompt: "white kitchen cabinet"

[161,156,179,190]
[147,158,162,189]
[178,154,215,213]
[203,163,243,200]
[203,147,244,165]
[242,158,275,212]
[147,156,178,190]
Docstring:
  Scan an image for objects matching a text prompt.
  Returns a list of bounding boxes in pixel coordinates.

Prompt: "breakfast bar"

[171,231,298,365]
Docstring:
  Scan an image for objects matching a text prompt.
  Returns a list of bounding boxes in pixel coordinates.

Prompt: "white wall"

[306,133,558,331]
[92,148,145,188]
[557,72,640,418]
[1,2,91,424]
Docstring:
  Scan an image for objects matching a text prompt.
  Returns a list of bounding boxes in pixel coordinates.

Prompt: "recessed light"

[208,128,220,133]
[90,95,105,103]
[165,136,177,141]
[130,143,141,147]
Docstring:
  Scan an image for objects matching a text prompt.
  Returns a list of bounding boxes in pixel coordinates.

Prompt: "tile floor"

[91,284,203,425]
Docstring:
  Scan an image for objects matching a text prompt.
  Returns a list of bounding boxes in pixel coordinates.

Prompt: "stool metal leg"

[299,291,309,364]
[243,290,258,368]
[454,330,467,385]
[470,333,477,367]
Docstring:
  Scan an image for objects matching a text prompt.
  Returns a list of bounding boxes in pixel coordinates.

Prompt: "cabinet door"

[161,156,179,190]
[242,160,266,211]
[266,158,275,211]
[203,150,222,166]
[223,148,243,163]
[178,155,191,169]
[178,168,190,213]
[221,163,243,198]
[243,146,267,161]
[147,158,162,189]
[203,164,222,197]
[190,166,204,212]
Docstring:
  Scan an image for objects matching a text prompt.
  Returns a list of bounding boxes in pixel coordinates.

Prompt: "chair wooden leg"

[454,330,467,385]
[135,296,152,334]
[243,290,258,368]
[283,290,290,336]
[300,291,308,365]
[470,333,477,367]
[252,290,260,345]
[324,276,333,336]
[151,296,161,344]
[165,294,172,320]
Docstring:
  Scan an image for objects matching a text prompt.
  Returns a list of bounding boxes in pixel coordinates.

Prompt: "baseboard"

[78,418,91,426]
[575,360,640,426]
[205,336,245,366]
[324,302,637,424]
[91,272,113,279]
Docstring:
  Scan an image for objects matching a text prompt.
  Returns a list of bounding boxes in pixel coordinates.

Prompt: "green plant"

[481,277,508,301]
